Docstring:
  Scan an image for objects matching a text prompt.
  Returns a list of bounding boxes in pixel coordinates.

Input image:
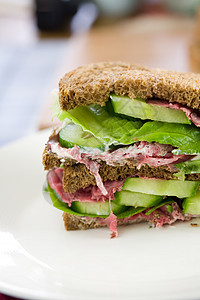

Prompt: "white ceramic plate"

[1,130,200,300]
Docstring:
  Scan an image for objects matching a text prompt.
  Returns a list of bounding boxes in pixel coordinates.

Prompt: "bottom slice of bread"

[63,212,145,231]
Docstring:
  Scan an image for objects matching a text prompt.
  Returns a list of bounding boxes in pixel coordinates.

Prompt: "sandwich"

[43,62,200,238]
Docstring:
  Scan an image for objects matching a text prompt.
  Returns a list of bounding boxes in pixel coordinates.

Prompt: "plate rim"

[1,130,200,300]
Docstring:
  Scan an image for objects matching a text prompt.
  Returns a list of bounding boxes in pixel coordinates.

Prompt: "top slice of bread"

[59,62,200,111]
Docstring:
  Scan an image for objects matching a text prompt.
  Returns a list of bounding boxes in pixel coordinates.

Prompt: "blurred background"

[1,0,200,146]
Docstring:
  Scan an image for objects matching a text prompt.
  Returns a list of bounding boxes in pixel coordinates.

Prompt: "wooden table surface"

[0,11,196,144]
[38,14,195,129]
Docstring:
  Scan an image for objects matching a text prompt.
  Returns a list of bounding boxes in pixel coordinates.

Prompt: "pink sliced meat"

[49,141,194,184]
[90,180,125,201]
[104,212,118,238]
[146,99,200,127]
[130,202,187,227]
[143,202,186,227]
[51,143,107,195]
[137,154,193,169]
[94,141,193,169]
[60,144,107,195]
[47,168,64,196]
[95,202,190,238]
[47,168,121,237]
[47,168,124,206]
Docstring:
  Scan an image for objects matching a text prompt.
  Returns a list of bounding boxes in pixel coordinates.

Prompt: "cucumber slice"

[122,178,199,198]
[183,190,200,214]
[114,191,163,207]
[59,123,104,150]
[111,94,191,124]
[71,200,127,216]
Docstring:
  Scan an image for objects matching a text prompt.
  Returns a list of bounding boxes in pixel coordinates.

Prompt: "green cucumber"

[110,94,191,124]
[183,190,200,214]
[114,191,163,207]
[59,123,104,150]
[71,200,127,216]
[122,178,199,198]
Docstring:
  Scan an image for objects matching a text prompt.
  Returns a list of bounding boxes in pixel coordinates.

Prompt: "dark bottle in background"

[35,0,79,31]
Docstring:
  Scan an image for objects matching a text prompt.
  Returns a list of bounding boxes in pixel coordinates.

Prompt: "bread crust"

[63,213,106,230]
[62,162,176,193]
[59,62,200,111]
[62,212,145,231]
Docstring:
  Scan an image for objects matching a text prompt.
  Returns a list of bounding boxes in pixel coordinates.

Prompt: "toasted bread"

[59,62,200,111]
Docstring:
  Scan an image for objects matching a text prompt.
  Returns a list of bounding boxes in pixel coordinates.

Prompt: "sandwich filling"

[44,90,200,237]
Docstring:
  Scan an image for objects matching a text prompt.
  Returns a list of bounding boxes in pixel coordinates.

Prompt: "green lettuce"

[64,106,200,154]
[145,198,174,216]
[133,121,200,155]
[52,93,142,146]
[175,159,200,174]
[52,95,200,154]
[46,183,108,218]
[117,207,146,218]
[63,105,143,146]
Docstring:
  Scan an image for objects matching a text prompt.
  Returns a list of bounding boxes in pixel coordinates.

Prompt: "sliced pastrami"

[123,202,187,227]
[49,141,194,187]
[136,154,193,169]
[143,202,186,227]
[95,202,190,238]
[104,212,118,238]
[147,99,200,127]
[51,143,107,195]
[47,168,124,206]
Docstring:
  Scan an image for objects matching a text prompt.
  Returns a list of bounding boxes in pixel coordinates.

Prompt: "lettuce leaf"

[52,94,200,154]
[65,107,200,154]
[145,198,174,216]
[133,121,200,155]
[175,159,200,174]
[63,104,143,146]
[117,207,146,219]
[51,92,143,146]
[46,183,108,218]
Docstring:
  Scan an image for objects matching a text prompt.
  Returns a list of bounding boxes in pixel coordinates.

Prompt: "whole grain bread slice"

[62,212,145,231]
[59,62,200,111]
[43,147,200,193]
